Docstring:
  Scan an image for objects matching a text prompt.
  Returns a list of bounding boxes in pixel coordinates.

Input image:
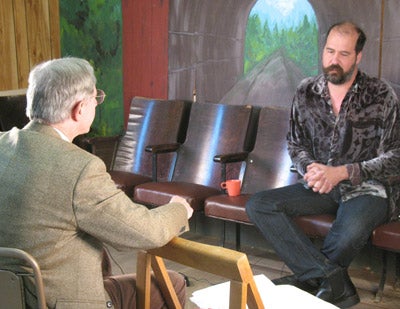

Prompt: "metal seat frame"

[0,247,47,309]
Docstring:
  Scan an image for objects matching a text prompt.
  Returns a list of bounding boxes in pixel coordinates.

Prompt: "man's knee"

[103,271,186,309]
[246,190,279,219]
[246,191,264,220]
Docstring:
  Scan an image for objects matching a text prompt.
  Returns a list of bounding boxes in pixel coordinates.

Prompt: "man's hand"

[304,163,349,194]
[170,196,193,219]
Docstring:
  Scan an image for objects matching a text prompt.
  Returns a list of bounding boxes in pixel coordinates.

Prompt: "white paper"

[190,274,339,309]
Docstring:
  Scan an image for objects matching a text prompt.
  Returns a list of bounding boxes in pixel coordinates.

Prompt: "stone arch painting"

[168,0,400,109]
[60,0,400,135]
[221,0,318,109]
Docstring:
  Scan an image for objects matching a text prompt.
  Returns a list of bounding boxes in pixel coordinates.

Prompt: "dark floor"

[103,209,400,309]
[106,228,400,309]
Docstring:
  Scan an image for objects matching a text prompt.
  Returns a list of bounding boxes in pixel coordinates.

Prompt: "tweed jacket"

[0,121,189,308]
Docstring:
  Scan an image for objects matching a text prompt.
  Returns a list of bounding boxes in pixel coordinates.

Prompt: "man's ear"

[71,101,84,121]
[356,51,362,65]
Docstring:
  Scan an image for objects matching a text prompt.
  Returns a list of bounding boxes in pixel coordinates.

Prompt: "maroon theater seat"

[371,221,400,302]
[293,214,335,239]
[205,107,299,249]
[133,102,256,212]
[81,97,191,196]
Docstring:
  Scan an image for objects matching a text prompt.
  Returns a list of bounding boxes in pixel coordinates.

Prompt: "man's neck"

[50,121,78,142]
[327,70,358,115]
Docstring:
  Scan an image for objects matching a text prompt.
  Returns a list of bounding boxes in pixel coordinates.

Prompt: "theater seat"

[293,214,335,239]
[204,107,298,249]
[0,89,29,131]
[371,221,400,302]
[81,97,192,196]
[133,102,256,212]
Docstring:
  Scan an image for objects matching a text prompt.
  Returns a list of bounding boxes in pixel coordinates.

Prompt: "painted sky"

[251,0,316,28]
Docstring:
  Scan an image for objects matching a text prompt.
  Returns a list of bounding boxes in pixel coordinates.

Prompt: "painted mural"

[60,0,124,136]
[59,0,317,136]
[245,0,318,77]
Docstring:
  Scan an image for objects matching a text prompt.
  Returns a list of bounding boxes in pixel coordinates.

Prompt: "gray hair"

[26,57,96,124]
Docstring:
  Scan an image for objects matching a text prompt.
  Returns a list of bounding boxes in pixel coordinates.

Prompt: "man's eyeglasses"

[95,89,106,105]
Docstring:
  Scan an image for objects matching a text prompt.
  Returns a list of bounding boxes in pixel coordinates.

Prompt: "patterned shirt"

[287,71,400,220]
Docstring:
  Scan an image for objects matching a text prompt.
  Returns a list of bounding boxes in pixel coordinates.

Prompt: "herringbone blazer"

[0,122,189,308]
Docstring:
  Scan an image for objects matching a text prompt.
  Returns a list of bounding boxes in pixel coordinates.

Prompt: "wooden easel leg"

[151,255,182,309]
[136,251,152,309]
[229,281,247,309]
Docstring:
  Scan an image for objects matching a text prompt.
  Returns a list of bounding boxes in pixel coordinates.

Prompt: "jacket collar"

[23,121,62,140]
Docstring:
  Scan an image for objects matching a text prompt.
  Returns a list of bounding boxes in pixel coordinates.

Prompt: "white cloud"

[265,0,297,17]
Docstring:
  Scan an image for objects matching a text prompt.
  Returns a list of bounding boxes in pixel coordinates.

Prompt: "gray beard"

[323,62,356,85]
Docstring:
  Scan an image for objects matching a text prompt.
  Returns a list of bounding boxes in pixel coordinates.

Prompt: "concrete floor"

[105,225,400,309]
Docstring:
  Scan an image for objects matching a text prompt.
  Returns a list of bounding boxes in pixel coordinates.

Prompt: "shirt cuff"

[346,163,362,186]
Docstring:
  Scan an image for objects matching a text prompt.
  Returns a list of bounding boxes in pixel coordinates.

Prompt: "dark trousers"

[102,250,186,309]
[246,183,388,281]
[103,271,186,309]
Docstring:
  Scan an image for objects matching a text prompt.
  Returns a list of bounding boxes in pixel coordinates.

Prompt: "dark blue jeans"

[246,183,388,281]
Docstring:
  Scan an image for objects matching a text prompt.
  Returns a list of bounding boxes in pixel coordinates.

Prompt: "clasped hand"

[304,163,348,194]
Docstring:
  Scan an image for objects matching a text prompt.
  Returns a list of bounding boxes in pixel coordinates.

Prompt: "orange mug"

[220,179,241,196]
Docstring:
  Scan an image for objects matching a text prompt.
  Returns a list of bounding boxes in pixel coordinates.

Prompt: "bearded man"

[246,21,400,309]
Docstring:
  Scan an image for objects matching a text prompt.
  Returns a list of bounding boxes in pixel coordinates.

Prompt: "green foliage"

[60,0,124,136]
[245,14,318,77]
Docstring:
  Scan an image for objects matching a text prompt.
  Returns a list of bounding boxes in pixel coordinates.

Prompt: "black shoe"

[272,274,319,294]
[316,268,360,308]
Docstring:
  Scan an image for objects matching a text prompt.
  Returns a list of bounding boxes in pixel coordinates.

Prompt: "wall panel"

[122,0,169,126]
[0,0,60,91]
[0,0,18,90]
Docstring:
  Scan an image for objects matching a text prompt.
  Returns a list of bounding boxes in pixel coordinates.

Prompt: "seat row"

[84,96,400,302]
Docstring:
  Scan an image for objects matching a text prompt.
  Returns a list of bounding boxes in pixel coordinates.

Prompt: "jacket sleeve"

[287,93,317,176]
[72,157,189,251]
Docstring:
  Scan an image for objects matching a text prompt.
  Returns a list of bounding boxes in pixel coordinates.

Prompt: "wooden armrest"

[136,237,264,309]
[145,143,181,154]
[214,151,249,163]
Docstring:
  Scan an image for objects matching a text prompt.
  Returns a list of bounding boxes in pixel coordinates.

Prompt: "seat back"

[241,107,298,194]
[0,269,25,308]
[113,97,191,181]
[171,103,254,188]
[0,89,29,131]
[0,247,47,309]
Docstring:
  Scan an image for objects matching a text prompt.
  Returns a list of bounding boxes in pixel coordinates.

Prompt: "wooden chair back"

[136,237,264,309]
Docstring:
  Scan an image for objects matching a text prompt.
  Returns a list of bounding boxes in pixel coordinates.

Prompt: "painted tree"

[60,0,123,136]
[244,13,318,77]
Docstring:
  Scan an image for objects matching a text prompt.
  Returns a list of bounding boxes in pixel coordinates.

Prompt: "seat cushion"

[372,221,400,252]
[134,182,220,211]
[293,214,335,238]
[110,171,152,197]
[204,194,252,224]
